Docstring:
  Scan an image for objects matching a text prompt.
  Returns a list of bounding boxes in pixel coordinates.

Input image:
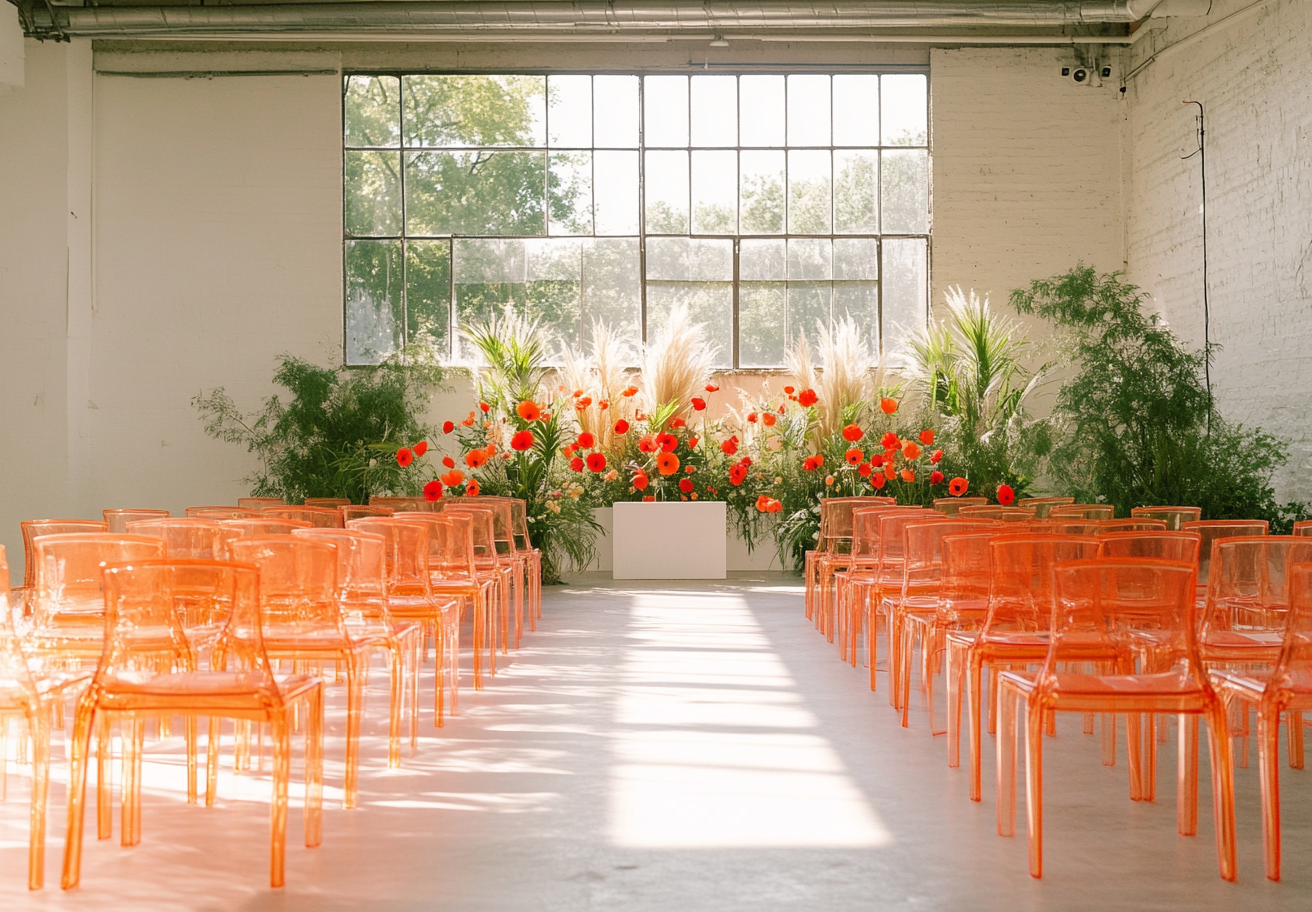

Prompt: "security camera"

[1072,67,1091,84]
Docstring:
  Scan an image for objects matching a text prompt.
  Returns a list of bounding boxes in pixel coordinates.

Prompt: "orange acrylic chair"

[227,536,367,808]
[1096,530,1201,564]
[806,496,895,633]
[125,517,234,559]
[1049,503,1115,520]
[60,560,323,890]
[219,518,314,539]
[304,498,351,508]
[1201,536,1312,667]
[959,506,1036,522]
[185,506,259,519]
[1295,520,1312,537]
[102,509,170,533]
[872,510,952,707]
[370,496,427,510]
[438,505,512,664]
[1212,561,1312,880]
[1131,505,1203,530]
[16,520,108,615]
[262,506,344,529]
[442,498,523,653]
[1093,518,1169,533]
[0,546,90,889]
[1183,520,1269,604]
[933,496,988,516]
[237,497,285,511]
[1017,496,1075,518]
[945,533,1103,801]
[340,504,395,524]
[996,559,1236,881]
[507,498,543,628]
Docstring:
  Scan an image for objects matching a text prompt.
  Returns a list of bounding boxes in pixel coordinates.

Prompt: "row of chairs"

[804,494,1312,882]
[1,494,543,890]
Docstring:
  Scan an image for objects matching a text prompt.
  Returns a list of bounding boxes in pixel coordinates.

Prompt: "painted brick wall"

[1124,0,1312,504]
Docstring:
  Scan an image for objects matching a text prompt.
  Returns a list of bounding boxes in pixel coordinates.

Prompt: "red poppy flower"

[705,383,719,393]
[679,478,694,493]
[747,412,758,423]
[720,438,738,456]
[465,449,488,469]
[466,479,480,496]
[657,433,678,453]
[783,386,795,395]
[396,447,414,467]
[996,484,1016,506]
[879,397,898,415]
[813,454,824,468]
[643,495,656,502]
[691,397,707,411]
[797,389,817,407]
[684,464,696,474]
[516,400,541,421]
[638,435,658,453]
[884,462,897,480]
[614,419,630,434]
[930,470,945,485]
[919,429,935,446]
[413,441,428,457]
[442,455,455,469]
[762,413,777,427]
[949,477,969,497]
[872,473,887,490]
[586,453,607,472]
[573,389,584,398]
[687,436,699,450]
[729,464,748,485]
[634,473,649,491]
[900,469,916,483]
[479,402,490,413]
[670,416,687,429]
[423,479,443,501]
[577,431,596,449]
[656,452,680,476]
[441,469,465,487]
[842,424,863,442]
[845,448,864,466]
[569,456,585,472]
[443,421,455,434]
[460,412,476,427]
[902,441,921,460]
[576,396,593,409]
[858,462,873,478]
[756,494,772,512]
[621,385,639,397]
[485,444,497,457]
[931,449,944,464]
[803,456,819,472]
[881,432,901,451]
[768,498,783,513]
[511,430,535,451]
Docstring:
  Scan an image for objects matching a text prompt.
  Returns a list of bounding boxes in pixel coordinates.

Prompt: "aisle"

[0,576,1301,910]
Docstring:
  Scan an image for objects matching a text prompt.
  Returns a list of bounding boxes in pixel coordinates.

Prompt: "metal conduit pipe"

[21,1,1166,40]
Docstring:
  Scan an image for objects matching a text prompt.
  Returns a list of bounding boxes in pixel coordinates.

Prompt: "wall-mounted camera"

[1059,63,1113,87]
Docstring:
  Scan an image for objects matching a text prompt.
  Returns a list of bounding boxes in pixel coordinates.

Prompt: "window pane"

[692,151,737,235]
[832,75,878,146]
[833,281,879,350]
[405,240,451,354]
[787,238,831,281]
[594,151,640,235]
[582,238,642,343]
[740,76,785,147]
[740,239,786,281]
[789,282,831,347]
[453,238,584,357]
[549,152,592,236]
[405,151,546,236]
[646,238,733,367]
[740,283,786,367]
[345,75,399,148]
[690,75,737,147]
[882,237,928,361]
[834,150,879,234]
[882,74,928,146]
[403,75,545,147]
[644,151,689,234]
[345,151,401,236]
[833,238,879,280]
[788,150,832,234]
[740,150,785,235]
[346,240,402,365]
[787,75,830,147]
[548,75,592,147]
[594,76,639,148]
[644,76,689,147]
[881,149,929,234]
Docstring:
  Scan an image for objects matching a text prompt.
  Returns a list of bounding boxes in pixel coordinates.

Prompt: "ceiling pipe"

[19,1,1166,41]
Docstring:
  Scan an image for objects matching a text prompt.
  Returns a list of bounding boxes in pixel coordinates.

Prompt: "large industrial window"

[343,72,929,367]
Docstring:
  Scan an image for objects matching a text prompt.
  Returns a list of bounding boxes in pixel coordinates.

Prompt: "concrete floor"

[1,574,1308,910]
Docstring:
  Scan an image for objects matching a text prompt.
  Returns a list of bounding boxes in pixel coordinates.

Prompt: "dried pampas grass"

[786,317,884,441]
[640,304,716,428]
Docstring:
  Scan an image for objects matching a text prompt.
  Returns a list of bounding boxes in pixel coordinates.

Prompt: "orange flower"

[900,469,916,483]
[621,385,639,397]
[638,435,658,453]
[511,430,535,451]
[931,449,944,464]
[614,419,630,434]
[879,397,898,414]
[569,456,584,471]
[423,479,443,501]
[997,484,1016,506]
[720,438,738,456]
[657,433,678,453]
[460,411,476,427]
[884,462,897,480]
[919,429,935,446]
[465,449,488,469]
[802,456,820,472]
[465,479,480,496]
[516,400,541,421]
[573,389,584,398]
[440,469,465,487]
[643,495,656,502]
[442,421,455,434]
[705,383,719,393]
[872,473,887,490]
[949,477,969,497]
[679,478,694,493]
[930,470,945,485]
[842,424,863,442]
[656,452,680,476]
[881,432,900,450]
[845,448,864,466]
[902,441,921,460]
[396,447,414,467]
[586,453,607,472]
[413,441,428,457]
[858,462,873,478]
[442,456,456,469]
[577,431,595,449]
[670,416,686,429]
[485,444,497,457]
[691,397,707,411]
[797,389,818,407]
[729,464,748,485]
[599,399,609,410]
[633,473,649,491]
[762,412,777,427]
[747,412,758,423]
[479,402,490,413]
[687,436,699,450]
[783,386,795,394]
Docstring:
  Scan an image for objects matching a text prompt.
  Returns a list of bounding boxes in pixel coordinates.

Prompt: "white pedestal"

[611,501,727,580]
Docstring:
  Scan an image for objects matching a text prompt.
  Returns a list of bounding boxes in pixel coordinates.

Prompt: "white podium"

[611,501,728,580]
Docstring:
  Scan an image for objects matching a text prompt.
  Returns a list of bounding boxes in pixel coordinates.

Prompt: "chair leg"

[1205,704,1238,882]
[60,701,97,890]
[1025,701,1045,879]
[305,686,324,850]
[121,716,144,847]
[96,715,113,841]
[1258,705,1282,880]
[269,716,290,889]
[1288,711,1304,770]
[1177,714,1199,836]
[343,656,363,809]
[206,717,221,806]
[968,653,984,800]
[947,642,964,769]
[27,708,50,891]
[997,684,1018,838]
[387,646,402,768]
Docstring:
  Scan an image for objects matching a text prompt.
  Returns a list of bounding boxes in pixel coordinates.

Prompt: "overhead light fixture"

[709,35,729,47]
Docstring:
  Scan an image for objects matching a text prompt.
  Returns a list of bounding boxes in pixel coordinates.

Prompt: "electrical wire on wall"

[1181,99,1211,432]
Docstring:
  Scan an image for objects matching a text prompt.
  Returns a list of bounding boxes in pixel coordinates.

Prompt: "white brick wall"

[1124,0,1312,504]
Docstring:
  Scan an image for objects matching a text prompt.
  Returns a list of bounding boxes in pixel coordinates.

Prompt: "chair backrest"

[292,528,388,619]
[227,536,341,631]
[1291,520,1311,538]
[103,509,171,533]
[1096,530,1201,564]
[1271,563,1312,683]
[1130,505,1203,531]
[1016,496,1075,519]
[186,506,259,519]
[850,506,925,558]
[0,545,39,704]
[1182,520,1269,589]
[1046,559,1201,677]
[370,496,426,510]
[819,497,897,553]
[30,533,167,628]
[339,505,395,524]
[1203,536,1312,634]
[20,520,108,591]
[903,520,998,591]
[933,496,988,516]
[938,531,998,623]
[1049,504,1115,520]
[959,506,1037,523]
[440,505,498,560]
[1095,519,1168,533]
[877,511,948,581]
[304,498,351,508]
[237,497,284,511]
[984,534,1103,634]
[219,518,314,538]
[445,497,515,557]
[126,518,234,560]
[347,518,436,595]
[261,506,343,529]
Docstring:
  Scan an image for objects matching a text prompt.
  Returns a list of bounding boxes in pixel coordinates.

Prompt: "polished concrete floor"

[1,574,1308,910]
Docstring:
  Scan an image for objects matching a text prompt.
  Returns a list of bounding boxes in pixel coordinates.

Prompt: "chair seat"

[1001,668,1210,712]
